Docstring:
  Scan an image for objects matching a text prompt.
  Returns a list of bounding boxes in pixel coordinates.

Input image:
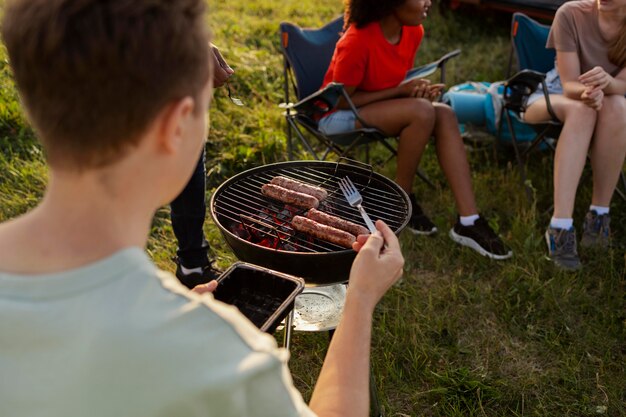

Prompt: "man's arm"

[308,221,404,417]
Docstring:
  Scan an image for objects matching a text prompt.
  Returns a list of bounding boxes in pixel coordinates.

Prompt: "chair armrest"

[288,82,344,116]
[404,49,461,85]
[288,82,375,130]
[503,69,559,121]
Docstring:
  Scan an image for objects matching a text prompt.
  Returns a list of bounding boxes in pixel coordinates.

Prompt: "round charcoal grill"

[210,160,411,285]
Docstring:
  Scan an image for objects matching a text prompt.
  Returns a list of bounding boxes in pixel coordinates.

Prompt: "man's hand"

[347,220,404,311]
[210,44,234,88]
[192,280,218,295]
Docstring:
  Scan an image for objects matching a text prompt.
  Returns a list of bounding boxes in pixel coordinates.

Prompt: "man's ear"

[155,97,195,154]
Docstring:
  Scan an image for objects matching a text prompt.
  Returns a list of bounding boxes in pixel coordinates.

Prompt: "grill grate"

[213,162,410,253]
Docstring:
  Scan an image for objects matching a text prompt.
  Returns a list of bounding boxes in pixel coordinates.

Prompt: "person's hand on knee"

[579,66,612,91]
[581,85,604,111]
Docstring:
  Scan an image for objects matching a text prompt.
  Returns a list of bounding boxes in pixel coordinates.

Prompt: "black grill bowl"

[213,262,305,334]
[210,160,411,285]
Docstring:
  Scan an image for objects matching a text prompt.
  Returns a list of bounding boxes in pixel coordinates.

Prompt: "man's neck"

[0,168,155,275]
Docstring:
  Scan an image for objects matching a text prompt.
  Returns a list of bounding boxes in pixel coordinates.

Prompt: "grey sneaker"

[580,210,610,248]
[545,227,581,271]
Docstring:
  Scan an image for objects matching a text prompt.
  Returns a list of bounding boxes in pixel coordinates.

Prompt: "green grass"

[1,1,625,416]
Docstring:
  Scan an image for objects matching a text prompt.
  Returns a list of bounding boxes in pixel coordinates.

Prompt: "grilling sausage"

[270,176,328,202]
[306,208,369,237]
[291,216,355,248]
[261,183,319,209]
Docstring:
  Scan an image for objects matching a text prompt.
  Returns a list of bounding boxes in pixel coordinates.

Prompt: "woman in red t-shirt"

[319,0,512,260]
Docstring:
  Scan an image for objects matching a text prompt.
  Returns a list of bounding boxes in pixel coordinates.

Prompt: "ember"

[229,203,314,251]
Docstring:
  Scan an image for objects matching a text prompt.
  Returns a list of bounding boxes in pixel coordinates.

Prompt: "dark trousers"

[170,149,210,269]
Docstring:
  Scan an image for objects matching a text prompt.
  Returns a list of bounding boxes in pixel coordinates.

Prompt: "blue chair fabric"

[280,17,344,101]
[509,12,555,75]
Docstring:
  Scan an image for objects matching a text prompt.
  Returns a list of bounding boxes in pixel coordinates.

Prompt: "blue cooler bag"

[443,81,546,149]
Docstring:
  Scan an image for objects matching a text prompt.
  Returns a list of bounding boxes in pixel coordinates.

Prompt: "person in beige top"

[0,1,405,416]
[524,0,626,270]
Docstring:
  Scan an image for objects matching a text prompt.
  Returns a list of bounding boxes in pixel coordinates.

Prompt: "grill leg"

[370,370,383,417]
[283,309,294,350]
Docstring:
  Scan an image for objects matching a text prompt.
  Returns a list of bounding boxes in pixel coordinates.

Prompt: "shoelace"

[587,214,609,236]
[557,229,577,255]
[591,216,603,233]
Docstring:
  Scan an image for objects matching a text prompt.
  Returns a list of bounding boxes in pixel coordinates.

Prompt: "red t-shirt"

[321,22,425,92]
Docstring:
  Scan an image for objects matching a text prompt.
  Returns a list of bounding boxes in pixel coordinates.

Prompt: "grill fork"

[338,176,377,234]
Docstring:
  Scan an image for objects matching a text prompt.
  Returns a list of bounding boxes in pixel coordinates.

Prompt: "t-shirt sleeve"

[547,5,578,52]
[236,348,318,417]
[330,31,368,87]
[194,295,318,417]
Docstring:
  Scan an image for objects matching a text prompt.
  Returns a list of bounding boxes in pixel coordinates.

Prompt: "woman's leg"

[589,95,626,206]
[357,98,435,194]
[524,95,597,218]
[431,103,477,216]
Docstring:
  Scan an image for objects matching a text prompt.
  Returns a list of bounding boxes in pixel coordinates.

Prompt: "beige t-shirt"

[0,248,316,417]
[547,0,621,76]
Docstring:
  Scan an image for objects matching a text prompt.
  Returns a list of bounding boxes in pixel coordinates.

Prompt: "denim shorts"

[526,66,563,107]
[318,110,356,135]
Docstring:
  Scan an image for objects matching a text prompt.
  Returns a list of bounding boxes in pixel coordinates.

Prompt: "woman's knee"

[406,98,436,127]
[433,103,459,124]
[598,95,626,125]
[562,99,597,122]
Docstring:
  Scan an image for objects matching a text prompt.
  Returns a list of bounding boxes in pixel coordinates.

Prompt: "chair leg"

[417,168,436,189]
[285,114,294,161]
[521,129,549,158]
[288,118,321,160]
[504,110,532,202]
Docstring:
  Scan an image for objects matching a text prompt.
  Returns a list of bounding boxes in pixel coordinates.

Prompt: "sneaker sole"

[449,229,513,260]
[543,255,582,271]
[407,226,438,236]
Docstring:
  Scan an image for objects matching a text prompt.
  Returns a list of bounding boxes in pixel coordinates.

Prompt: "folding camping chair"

[499,12,562,201]
[279,16,461,187]
[500,12,626,202]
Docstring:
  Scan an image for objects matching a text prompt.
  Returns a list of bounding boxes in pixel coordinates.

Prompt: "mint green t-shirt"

[0,248,316,417]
